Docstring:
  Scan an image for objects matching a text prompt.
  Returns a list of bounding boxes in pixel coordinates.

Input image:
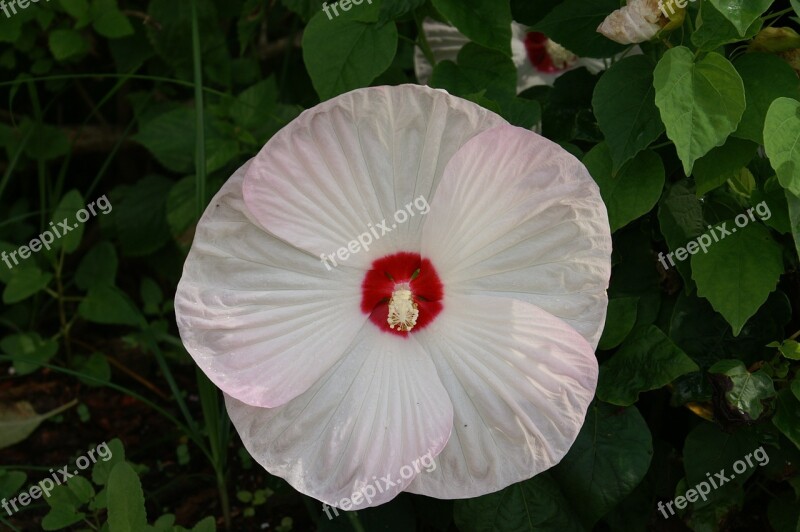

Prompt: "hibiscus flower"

[597,0,684,45]
[175,84,612,509]
[414,19,609,91]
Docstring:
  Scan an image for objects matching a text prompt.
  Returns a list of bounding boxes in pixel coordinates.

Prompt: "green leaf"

[788,191,800,258]
[205,136,239,174]
[48,29,89,61]
[777,339,800,360]
[683,422,761,487]
[167,176,200,239]
[773,389,800,450]
[530,0,626,58]
[191,516,217,532]
[140,278,163,316]
[653,47,746,175]
[146,0,225,78]
[3,267,53,304]
[430,0,512,56]
[22,121,71,161]
[302,9,397,100]
[430,43,517,97]
[74,352,111,387]
[428,43,539,127]
[451,403,652,530]
[0,470,27,499]
[1,332,58,375]
[657,180,705,287]
[0,400,77,450]
[597,325,699,406]
[767,494,800,532]
[792,376,800,402]
[61,0,92,27]
[692,222,783,335]
[490,94,541,130]
[91,0,134,38]
[229,78,280,130]
[65,477,95,505]
[92,439,125,486]
[583,144,665,232]
[107,462,148,532]
[752,176,791,234]
[693,137,759,196]
[550,402,653,528]
[728,168,756,198]
[708,359,775,419]
[593,55,665,172]
[598,297,639,350]
[42,504,86,531]
[542,69,599,142]
[692,0,761,51]
[708,0,771,36]
[0,7,25,43]
[114,175,173,257]
[78,285,144,327]
[671,290,791,367]
[75,241,118,290]
[733,54,800,144]
[280,0,324,21]
[378,0,426,24]
[132,108,196,173]
[453,473,583,531]
[511,0,561,25]
[764,97,800,196]
[51,189,86,254]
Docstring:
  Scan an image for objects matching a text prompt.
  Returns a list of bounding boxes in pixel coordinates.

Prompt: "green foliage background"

[1,0,800,530]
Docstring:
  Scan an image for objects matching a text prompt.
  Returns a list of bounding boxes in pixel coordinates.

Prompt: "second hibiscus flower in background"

[414,19,610,91]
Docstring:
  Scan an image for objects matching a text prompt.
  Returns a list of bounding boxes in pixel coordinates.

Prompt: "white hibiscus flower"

[175,84,612,509]
[414,20,609,91]
[597,0,680,45]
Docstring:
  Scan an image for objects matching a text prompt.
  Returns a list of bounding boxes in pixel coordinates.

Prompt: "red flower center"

[360,252,444,337]
[524,32,577,73]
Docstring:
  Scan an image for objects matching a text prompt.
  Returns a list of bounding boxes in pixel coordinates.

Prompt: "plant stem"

[54,250,73,363]
[347,512,367,532]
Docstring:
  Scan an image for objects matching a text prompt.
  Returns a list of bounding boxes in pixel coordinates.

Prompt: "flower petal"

[242,84,506,269]
[421,124,611,347]
[406,294,598,498]
[175,161,367,408]
[597,0,664,45]
[225,325,453,509]
[413,18,470,85]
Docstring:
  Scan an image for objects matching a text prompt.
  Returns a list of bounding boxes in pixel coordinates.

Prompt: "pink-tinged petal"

[175,161,367,408]
[225,325,453,509]
[242,85,506,269]
[421,124,612,348]
[406,294,597,498]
